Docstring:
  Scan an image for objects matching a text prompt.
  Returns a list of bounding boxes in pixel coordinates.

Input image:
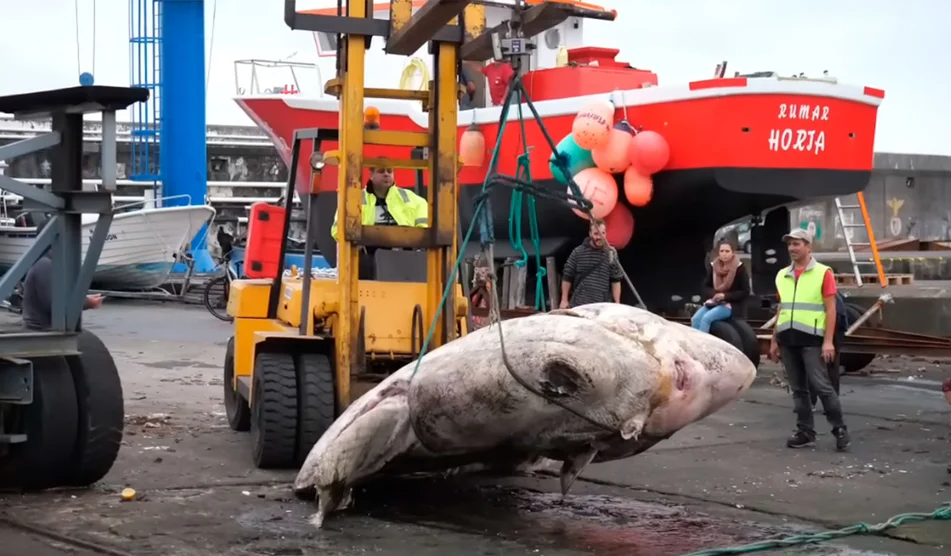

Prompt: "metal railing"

[6,177,286,190]
[233,58,324,97]
[114,193,194,212]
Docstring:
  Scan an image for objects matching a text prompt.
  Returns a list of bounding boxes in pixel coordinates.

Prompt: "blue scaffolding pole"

[129,0,213,271]
[128,0,162,184]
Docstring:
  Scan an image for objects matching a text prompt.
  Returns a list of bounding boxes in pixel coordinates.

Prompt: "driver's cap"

[782,228,813,244]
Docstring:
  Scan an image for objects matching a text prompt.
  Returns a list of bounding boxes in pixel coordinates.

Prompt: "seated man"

[22,221,104,331]
[330,165,429,279]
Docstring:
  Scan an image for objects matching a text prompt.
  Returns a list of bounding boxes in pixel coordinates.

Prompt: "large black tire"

[223,337,251,432]
[64,331,125,487]
[203,274,233,322]
[0,356,79,491]
[250,352,298,469]
[727,319,761,368]
[709,321,744,353]
[840,303,876,374]
[295,353,336,466]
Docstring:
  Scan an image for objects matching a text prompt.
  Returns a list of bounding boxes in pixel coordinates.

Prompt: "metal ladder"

[834,192,887,287]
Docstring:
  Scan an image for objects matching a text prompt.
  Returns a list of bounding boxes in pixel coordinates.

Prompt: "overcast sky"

[1,0,947,155]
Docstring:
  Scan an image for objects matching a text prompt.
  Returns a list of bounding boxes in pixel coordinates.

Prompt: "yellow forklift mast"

[223,0,486,469]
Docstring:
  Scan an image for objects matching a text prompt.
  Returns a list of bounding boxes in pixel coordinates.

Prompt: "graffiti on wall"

[796,205,823,240]
[886,197,905,237]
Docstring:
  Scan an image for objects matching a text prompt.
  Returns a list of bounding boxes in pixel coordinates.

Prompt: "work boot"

[787,431,815,449]
[833,427,851,452]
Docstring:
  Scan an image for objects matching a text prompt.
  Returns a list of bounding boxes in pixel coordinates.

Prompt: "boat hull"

[0,206,216,290]
[236,76,882,209]
[236,77,882,310]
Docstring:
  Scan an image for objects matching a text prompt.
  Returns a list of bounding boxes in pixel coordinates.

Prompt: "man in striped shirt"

[559,218,624,309]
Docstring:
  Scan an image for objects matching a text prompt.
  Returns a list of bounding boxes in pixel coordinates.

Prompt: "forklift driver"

[329,163,429,279]
[21,218,104,331]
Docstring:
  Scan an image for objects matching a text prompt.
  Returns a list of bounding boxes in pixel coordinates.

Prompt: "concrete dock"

[0,302,949,556]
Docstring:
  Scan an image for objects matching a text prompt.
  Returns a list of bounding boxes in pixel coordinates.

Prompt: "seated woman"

[691,240,750,333]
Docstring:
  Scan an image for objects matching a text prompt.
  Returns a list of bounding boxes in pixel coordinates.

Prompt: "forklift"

[222,0,478,469]
[223,0,617,468]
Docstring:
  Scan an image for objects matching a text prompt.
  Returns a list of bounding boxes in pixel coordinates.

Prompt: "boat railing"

[0,116,272,146]
[114,194,194,212]
[6,178,285,190]
[233,59,324,97]
[0,178,295,206]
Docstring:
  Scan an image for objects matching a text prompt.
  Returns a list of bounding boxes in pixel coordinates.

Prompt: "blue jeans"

[691,304,732,333]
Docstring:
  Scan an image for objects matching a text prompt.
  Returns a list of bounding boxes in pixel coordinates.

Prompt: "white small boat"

[0,204,216,290]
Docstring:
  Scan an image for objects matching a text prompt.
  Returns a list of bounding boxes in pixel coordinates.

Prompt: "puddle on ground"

[234,477,904,556]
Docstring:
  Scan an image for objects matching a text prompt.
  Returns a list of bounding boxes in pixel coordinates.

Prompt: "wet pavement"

[0,301,949,556]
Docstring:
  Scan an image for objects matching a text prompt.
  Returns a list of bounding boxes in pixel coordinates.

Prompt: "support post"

[49,113,84,332]
[160,0,208,252]
[426,40,461,347]
[334,0,370,410]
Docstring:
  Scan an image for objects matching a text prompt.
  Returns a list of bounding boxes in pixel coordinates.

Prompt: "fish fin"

[560,448,598,497]
[620,415,646,440]
[314,482,347,529]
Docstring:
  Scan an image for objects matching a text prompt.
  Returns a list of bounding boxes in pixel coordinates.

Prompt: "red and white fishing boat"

[235,0,884,309]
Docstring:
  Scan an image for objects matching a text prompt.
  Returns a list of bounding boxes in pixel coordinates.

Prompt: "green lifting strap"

[506,89,548,311]
[410,74,578,380]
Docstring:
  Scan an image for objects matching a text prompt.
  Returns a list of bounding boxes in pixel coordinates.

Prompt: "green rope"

[506,90,547,310]
[679,504,951,556]
[409,75,520,379]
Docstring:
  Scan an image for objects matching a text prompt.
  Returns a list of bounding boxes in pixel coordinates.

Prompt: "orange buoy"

[571,100,614,150]
[459,123,486,167]
[623,167,654,207]
[604,203,635,249]
[628,130,670,175]
[592,120,634,174]
[569,167,618,219]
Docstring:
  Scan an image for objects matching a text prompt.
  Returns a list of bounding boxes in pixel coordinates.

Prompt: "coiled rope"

[399,57,430,91]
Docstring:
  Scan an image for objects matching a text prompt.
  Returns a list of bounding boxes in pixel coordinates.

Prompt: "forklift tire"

[726,319,761,368]
[840,303,876,374]
[709,321,744,354]
[0,356,79,491]
[223,337,251,432]
[64,331,125,487]
[295,353,336,466]
[250,352,298,469]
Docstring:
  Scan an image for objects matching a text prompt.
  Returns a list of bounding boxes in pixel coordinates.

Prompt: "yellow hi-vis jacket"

[774,258,830,337]
[330,186,429,241]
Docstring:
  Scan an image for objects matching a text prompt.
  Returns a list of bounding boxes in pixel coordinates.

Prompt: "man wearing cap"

[769,227,851,451]
[329,164,429,279]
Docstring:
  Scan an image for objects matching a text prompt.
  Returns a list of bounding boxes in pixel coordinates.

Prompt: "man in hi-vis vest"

[330,164,429,279]
[768,228,850,452]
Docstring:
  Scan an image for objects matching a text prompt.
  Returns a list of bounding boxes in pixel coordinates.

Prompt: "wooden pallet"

[834,273,914,286]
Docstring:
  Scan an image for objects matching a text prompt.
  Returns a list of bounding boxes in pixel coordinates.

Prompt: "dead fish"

[294,303,757,528]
